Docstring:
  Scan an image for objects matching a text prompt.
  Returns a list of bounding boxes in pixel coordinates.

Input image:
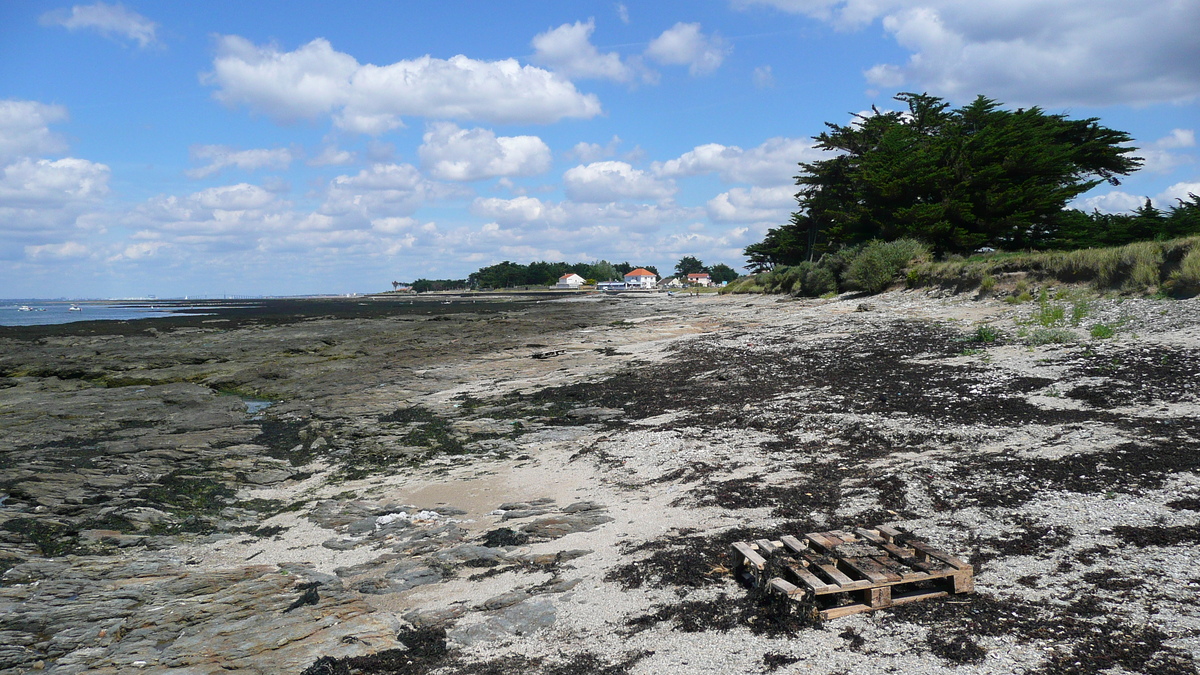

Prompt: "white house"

[623,268,658,289]
[686,272,712,287]
[659,276,684,289]
[556,273,585,289]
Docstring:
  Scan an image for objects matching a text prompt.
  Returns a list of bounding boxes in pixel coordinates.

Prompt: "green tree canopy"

[674,256,706,277]
[747,92,1143,264]
[708,263,740,284]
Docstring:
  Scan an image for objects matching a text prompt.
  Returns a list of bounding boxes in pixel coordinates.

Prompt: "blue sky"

[1,1,1197,298]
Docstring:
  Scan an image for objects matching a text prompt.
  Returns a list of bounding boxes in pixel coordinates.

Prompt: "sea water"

[0,301,211,326]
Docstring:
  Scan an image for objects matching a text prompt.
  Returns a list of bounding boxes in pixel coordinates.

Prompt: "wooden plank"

[755,539,779,555]
[732,541,767,570]
[890,588,950,606]
[805,532,840,551]
[873,555,928,582]
[907,540,971,571]
[767,577,805,597]
[952,570,974,593]
[782,562,834,594]
[793,550,874,592]
[867,586,892,608]
[854,528,938,575]
[819,603,871,620]
[779,535,807,554]
[877,525,903,542]
[837,554,898,583]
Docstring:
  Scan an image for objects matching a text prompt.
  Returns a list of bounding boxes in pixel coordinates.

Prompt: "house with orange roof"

[555,273,585,289]
[623,268,658,289]
[686,272,712,287]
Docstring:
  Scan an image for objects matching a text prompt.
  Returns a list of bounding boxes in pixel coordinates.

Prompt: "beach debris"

[732,526,973,620]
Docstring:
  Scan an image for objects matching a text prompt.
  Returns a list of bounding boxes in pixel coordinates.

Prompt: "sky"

[1,1,1198,298]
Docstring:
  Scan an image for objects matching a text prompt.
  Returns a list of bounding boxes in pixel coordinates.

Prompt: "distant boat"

[17,305,32,311]
[68,305,82,312]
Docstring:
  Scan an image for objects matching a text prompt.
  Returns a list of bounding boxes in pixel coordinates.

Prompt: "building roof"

[624,268,655,277]
[687,272,711,279]
[559,273,582,279]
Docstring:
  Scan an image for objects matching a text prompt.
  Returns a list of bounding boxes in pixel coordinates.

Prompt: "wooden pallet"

[732,526,973,620]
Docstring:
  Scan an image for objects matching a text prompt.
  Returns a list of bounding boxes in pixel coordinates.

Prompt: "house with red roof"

[686,272,712,287]
[623,268,658,289]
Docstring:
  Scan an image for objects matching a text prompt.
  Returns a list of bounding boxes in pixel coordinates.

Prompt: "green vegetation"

[746,91,1142,268]
[723,239,927,297]
[466,260,658,289]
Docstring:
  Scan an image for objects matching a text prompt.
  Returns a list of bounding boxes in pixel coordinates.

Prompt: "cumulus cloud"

[653,136,821,186]
[0,100,70,160]
[740,0,1200,107]
[568,135,623,162]
[706,185,796,222]
[40,2,159,48]
[0,157,110,208]
[320,163,463,219]
[308,145,357,167]
[563,161,677,202]
[204,36,602,132]
[532,19,647,82]
[186,145,296,179]
[645,22,730,76]
[1074,179,1200,214]
[418,122,551,181]
[1136,129,1196,174]
[472,196,565,226]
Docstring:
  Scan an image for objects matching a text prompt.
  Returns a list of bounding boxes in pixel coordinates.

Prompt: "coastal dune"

[1,291,1198,674]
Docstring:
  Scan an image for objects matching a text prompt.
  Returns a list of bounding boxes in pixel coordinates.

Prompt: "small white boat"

[17,305,33,311]
[68,305,82,312]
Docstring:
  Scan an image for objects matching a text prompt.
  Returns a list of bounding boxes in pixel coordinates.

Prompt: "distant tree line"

[467,260,661,289]
[743,92,1188,271]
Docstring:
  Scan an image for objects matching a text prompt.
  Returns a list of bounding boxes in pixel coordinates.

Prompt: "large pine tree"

[749,93,1142,264]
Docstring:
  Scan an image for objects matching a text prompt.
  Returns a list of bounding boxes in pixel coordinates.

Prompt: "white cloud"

[205,36,603,132]
[1136,129,1196,174]
[186,145,296,179]
[741,0,1200,107]
[568,135,622,162]
[0,100,70,160]
[645,23,730,76]
[24,240,91,260]
[308,145,357,167]
[753,65,775,88]
[40,2,159,48]
[706,185,796,222]
[0,157,110,208]
[472,196,566,226]
[532,19,643,82]
[563,161,677,202]
[320,163,461,218]
[653,136,821,186]
[192,183,278,211]
[419,122,551,181]
[1074,180,1200,214]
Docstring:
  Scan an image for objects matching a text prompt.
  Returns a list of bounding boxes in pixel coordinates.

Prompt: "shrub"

[979,275,997,293]
[1090,324,1115,339]
[844,238,930,294]
[1030,302,1066,327]
[1167,247,1200,296]
[802,266,838,296]
[1027,328,1077,345]
[966,325,1001,343]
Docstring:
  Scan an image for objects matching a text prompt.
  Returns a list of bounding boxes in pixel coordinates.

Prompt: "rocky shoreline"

[2,290,1199,674]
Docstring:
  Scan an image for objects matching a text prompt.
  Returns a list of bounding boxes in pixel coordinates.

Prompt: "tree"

[708,263,740,284]
[748,92,1142,262]
[589,260,618,282]
[674,256,706,277]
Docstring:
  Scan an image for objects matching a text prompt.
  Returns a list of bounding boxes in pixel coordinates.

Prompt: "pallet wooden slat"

[732,526,973,620]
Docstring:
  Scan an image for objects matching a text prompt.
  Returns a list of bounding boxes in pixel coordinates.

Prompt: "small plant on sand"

[964,325,1001,343]
[1027,328,1077,345]
[1090,323,1116,339]
[979,275,997,293]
